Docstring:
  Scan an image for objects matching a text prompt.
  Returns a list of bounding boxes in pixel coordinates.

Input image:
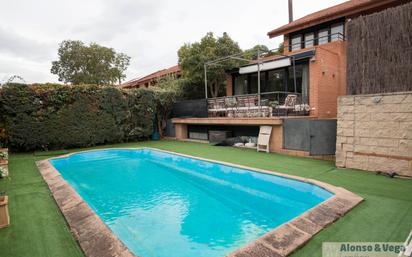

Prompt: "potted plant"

[0,148,8,161]
[0,191,9,228]
[0,148,8,178]
[269,100,279,116]
[0,165,7,178]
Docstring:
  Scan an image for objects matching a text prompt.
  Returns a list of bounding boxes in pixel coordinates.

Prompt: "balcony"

[207,91,309,118]
[286,32,345,53]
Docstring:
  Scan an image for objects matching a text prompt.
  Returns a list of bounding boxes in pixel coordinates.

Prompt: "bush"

[0,84,155,151]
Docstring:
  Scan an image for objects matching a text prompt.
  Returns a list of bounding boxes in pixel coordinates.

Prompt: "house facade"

[172,0,409,157]
[121,65,181,89]
[225,0,405,118]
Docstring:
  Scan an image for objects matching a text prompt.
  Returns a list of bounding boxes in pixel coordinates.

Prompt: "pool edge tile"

[36,160,139,257]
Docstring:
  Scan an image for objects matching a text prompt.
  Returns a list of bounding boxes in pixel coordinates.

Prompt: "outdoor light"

[372,96,382,103]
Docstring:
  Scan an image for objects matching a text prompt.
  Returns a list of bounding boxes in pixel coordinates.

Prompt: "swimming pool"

[50,149,333,257]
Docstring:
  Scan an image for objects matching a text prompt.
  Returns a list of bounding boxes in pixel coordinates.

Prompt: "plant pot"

[0,196,10,228]
[0,148,8,162]
[0,161,8,178]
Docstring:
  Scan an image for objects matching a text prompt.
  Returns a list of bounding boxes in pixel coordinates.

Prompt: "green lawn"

[0,140,411,257]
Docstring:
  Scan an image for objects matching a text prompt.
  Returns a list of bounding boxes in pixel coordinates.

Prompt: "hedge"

[0,84,155,151]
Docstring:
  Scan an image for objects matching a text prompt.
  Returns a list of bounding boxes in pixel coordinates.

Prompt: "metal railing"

[286,32,345,52]
[207,91,310,118]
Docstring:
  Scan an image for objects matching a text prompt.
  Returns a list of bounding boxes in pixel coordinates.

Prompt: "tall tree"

[51,40,130,85]
[178,32,242,98]
[244,45,270,60]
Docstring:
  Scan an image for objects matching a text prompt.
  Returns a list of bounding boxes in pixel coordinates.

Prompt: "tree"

[274,42,285,55]
[244,45,270,60]
[51,40,130,85]
[151,75,182,137]
[178,32,243,99]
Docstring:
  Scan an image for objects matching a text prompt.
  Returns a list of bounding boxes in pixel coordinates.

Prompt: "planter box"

[0,196,9,228]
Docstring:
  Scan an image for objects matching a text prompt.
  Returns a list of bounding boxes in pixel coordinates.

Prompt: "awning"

[239,58,291,74]
[292,49,316,60]
[238,49,316,75]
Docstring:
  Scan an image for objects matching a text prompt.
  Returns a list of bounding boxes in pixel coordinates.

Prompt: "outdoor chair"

[208,98,226,117]
[260,99,270,117]
[257,126,272,153]
[245,95,258,117]
[276,94,298,116]
[235,96,248,117]
[224,97,238,117]
[207,99,218,117]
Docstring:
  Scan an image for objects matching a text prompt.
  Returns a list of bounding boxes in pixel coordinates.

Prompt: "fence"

[171,99,208,118]
[347,1,412,95]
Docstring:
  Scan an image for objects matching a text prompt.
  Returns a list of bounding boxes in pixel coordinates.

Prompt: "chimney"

[288,0,293,23]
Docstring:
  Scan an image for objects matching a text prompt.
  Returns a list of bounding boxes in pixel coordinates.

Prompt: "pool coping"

[35,147,364,257]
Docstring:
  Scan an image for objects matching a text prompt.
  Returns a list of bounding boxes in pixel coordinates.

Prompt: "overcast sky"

[0,0,346,84]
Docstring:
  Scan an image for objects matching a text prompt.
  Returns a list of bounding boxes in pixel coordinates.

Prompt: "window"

[287,63,309,102]
[234,74,248,95]
[291,35,302,51]
[304,33,314,48]
[267,69,286,92]
[318,29,329,45]
[331,23,344,41]
[249,73,265,94]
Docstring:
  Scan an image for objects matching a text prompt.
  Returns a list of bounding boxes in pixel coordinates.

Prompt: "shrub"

[0,83,155,151]
[152,75,183,137]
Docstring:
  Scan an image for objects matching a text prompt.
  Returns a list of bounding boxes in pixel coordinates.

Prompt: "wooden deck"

[171,117,283,126]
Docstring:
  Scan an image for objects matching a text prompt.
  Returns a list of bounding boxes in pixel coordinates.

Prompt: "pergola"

[203,47,297,108]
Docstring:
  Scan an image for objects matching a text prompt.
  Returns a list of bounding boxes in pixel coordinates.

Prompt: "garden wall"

[0,84,155,151]
[335,92,412,177]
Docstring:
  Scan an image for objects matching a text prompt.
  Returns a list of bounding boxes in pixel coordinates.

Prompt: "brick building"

[172,0,410,158]
[225,0,406,118]
[120,65,181,89]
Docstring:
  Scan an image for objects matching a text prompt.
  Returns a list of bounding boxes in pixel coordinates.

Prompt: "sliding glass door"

[232,61,309,103]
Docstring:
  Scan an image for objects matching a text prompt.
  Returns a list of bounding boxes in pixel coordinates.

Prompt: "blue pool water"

[50,149,332,257]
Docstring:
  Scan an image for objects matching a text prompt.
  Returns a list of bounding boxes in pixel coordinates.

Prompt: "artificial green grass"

[0,140,411,257]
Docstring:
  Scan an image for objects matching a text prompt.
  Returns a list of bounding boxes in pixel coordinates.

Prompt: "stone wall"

[336,92,412,177]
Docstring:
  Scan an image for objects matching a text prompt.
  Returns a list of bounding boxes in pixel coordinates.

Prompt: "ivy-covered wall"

[0,84,155,151]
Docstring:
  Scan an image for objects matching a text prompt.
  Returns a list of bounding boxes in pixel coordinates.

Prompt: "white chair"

[276,94,298,116]
[257,126,272,153]
[399,230,412,257]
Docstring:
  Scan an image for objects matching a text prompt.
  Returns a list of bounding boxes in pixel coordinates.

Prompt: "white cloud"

[0,26,54,61]
[0,0,346,83]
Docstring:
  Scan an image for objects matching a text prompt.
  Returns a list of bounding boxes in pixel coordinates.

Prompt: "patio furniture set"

[207,94,310,118]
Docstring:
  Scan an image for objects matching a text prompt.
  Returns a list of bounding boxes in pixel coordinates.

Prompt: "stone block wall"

[336,92,412,177]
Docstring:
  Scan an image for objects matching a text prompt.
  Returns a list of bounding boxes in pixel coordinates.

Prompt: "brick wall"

[309,41,347,118]
[336,92,412,177]
[226,74,233,97]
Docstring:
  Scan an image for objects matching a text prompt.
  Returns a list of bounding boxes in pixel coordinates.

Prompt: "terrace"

[202,32,345,118]
[172,33,345,154]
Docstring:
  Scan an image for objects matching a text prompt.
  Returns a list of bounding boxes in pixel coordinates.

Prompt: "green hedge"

[0,84,155,151]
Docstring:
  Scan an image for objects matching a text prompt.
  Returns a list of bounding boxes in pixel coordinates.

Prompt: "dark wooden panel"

[309,120,337,156]
[283,119,310,151]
